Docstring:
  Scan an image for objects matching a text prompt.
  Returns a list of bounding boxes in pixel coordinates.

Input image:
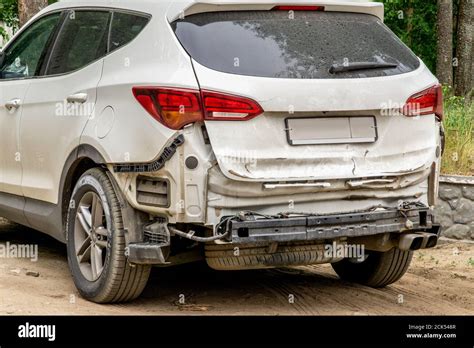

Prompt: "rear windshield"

[171,11,420,79]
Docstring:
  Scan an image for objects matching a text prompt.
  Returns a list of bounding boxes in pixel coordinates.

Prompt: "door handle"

[5,98,21,111]
[67,93,88,104]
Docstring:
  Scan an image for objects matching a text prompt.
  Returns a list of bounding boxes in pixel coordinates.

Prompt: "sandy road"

[0,218,473,315]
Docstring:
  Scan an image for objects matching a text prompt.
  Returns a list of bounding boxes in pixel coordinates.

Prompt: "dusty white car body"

[0,0,443,302]
[0,0,441,230]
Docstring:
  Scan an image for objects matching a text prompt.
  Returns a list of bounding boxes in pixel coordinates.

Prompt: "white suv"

[0,0,443,303]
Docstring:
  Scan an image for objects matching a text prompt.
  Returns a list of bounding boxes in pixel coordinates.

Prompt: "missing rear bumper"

[223,206,437,244]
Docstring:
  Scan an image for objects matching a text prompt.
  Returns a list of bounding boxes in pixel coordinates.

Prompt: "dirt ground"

[0,218,472,315]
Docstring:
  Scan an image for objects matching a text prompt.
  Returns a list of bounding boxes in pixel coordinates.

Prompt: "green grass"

[441,87,474,176]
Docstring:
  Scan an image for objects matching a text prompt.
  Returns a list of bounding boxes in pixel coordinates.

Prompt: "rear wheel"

[66,168,151,303]
[331,248,413,288]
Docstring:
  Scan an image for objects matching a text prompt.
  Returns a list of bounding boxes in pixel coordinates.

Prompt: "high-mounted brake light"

[133,87,264,130]
[401,84,443,120]
[272,5,325,11]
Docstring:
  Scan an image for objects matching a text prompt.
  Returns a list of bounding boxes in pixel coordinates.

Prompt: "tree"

[454,0,473,96]
[406,1,414,48]
[436,0,453,86]
[0,0,20,41]
[382,0,438,73]
[17,0,48,27]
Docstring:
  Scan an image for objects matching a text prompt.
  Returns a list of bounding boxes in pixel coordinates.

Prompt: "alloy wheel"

[74,192,109,281]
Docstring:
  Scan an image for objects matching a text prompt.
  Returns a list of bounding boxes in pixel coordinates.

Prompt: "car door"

[0,12,62,198]
[20,9,111,204]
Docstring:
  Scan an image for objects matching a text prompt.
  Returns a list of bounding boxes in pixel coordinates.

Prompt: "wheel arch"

[59,144,108,239]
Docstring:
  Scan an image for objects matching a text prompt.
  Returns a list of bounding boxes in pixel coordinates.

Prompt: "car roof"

[44,0,384,22]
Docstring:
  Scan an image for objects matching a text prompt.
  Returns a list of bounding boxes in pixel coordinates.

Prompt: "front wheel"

[66,168,150,303]
[331,248,413,288]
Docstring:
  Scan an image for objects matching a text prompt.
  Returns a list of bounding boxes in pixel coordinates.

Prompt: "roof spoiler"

[166,0,384,22]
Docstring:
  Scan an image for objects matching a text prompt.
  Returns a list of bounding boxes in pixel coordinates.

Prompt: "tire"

[205,242,332,270]
[66,168,151,303]
[331,248,413,288]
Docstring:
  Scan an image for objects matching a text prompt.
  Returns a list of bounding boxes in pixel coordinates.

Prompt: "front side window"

[46,10,110,75]
[0,13,61,79]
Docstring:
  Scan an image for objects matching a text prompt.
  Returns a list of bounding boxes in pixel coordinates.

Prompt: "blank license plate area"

[286,117,377,145]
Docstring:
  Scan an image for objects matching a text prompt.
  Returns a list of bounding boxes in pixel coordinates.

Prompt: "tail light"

[133,87,263,130]
[401,84,443,120]
[201,90,263,120]
[272,5,325,11]
[133,88,202,130]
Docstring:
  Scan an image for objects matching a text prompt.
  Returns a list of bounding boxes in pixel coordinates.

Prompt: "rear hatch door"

[171,9,439,182]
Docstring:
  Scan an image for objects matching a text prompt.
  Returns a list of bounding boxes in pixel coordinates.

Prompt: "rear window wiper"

[329,62,398,74]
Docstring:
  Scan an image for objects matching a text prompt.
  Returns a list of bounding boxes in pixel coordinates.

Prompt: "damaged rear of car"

[43,0,445,303]
[149,2,444,285]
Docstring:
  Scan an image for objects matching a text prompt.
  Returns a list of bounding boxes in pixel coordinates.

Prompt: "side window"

[109,12,150,53]
[0,13,61,80]
[46,10,110,75]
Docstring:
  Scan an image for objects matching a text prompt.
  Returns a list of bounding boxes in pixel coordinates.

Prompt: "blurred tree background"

[0,0,19,40]
[382,0,472,175]
[383,0,439,73]
[0,0,56,40]
[382,0,472,97]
